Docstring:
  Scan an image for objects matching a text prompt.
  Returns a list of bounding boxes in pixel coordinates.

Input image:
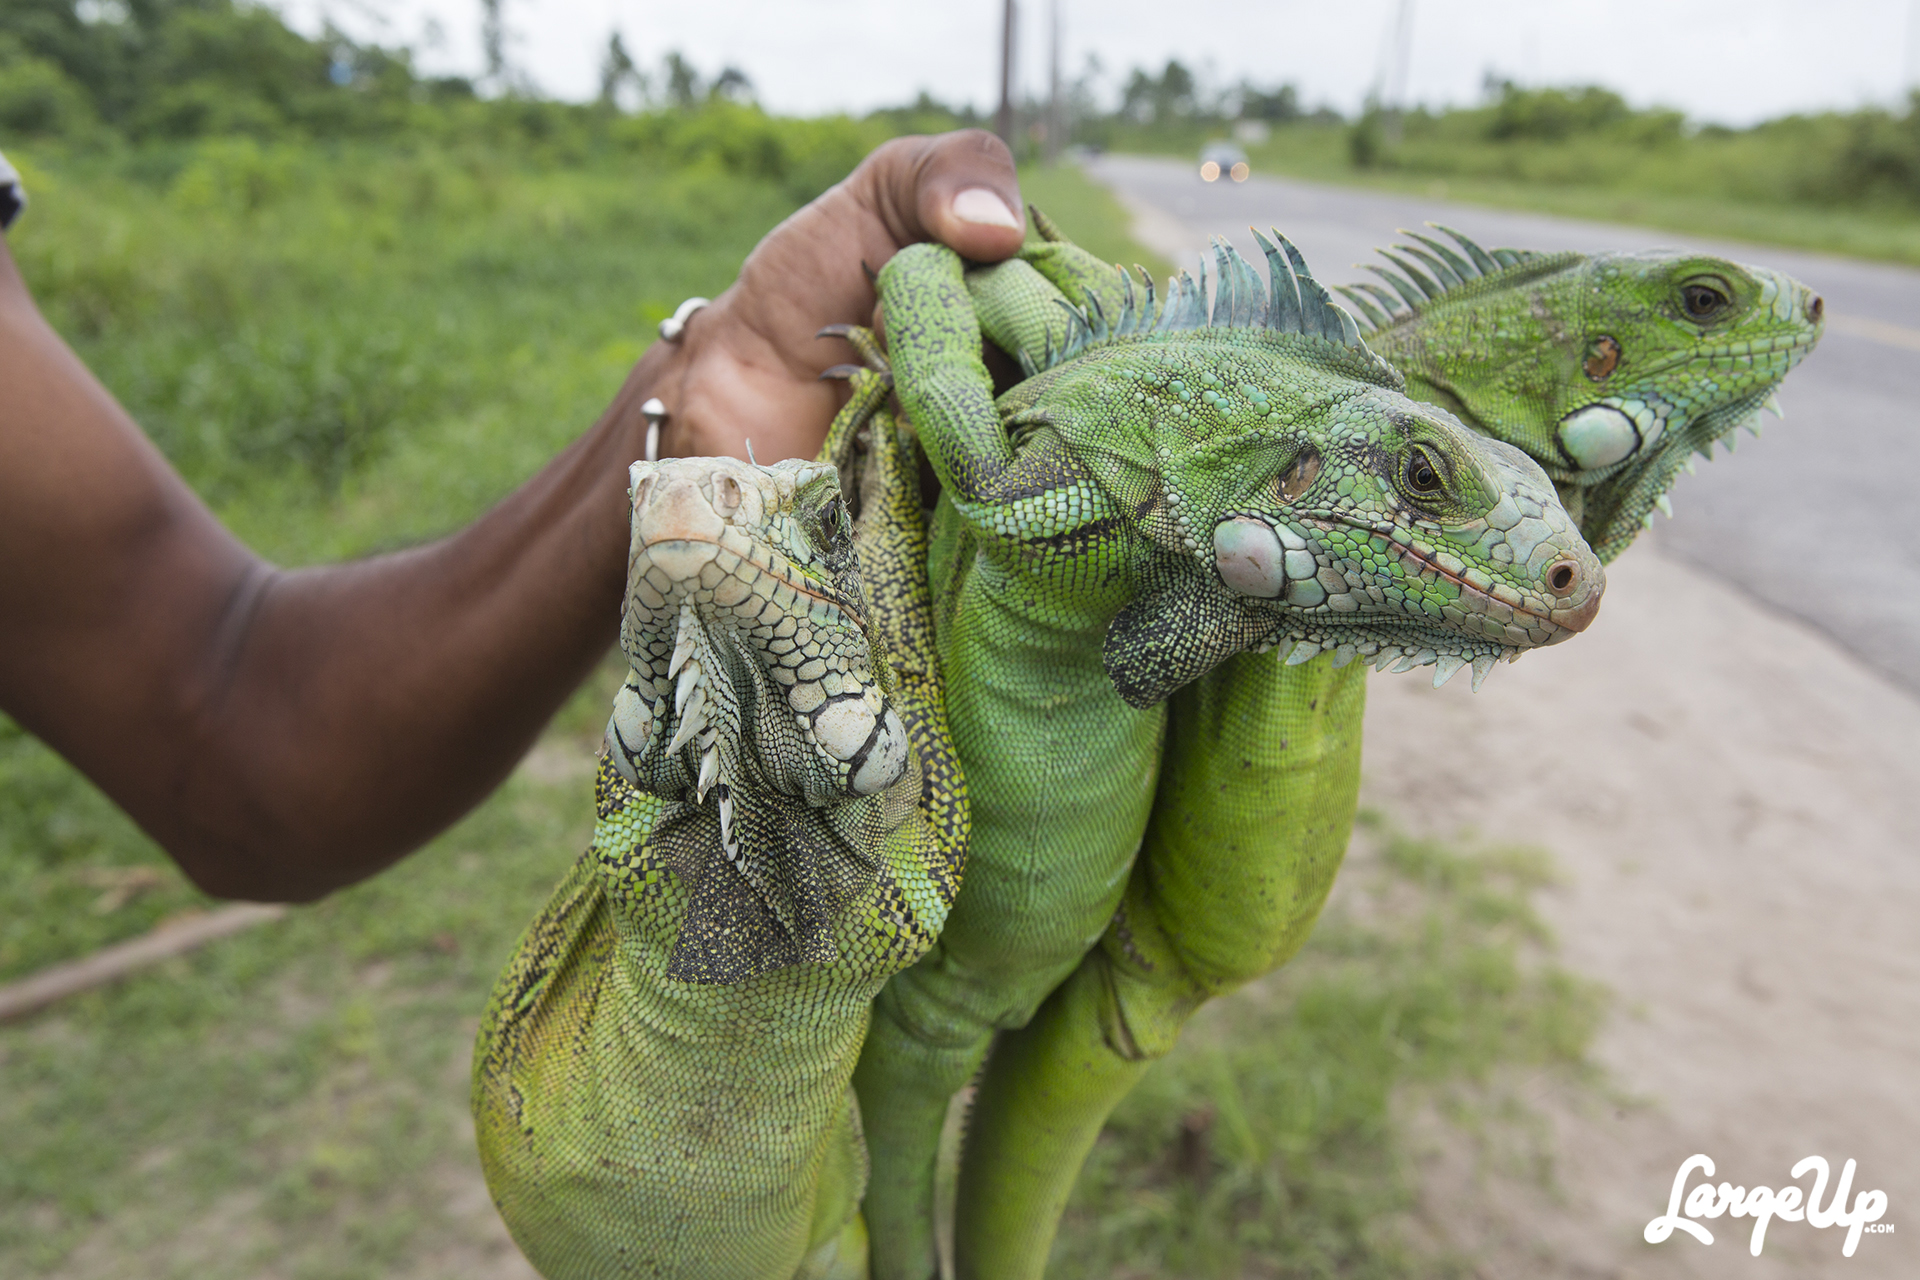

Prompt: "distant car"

[1199,142,1250,183]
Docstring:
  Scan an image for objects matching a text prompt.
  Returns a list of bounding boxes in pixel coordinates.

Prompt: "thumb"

[862,131,1026,262]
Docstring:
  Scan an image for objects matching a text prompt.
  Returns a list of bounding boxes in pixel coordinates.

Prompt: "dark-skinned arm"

[0,130,1023,902]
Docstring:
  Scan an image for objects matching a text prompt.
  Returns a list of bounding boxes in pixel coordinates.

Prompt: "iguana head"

[1000,236,1604,707]
[1336,229,1824,561]
[605,456,912,980]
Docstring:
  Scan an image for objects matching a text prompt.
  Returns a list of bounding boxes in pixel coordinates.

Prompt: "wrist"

[600,332,694,467]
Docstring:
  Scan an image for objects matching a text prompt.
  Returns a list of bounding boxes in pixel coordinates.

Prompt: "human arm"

[0,130,1021,902]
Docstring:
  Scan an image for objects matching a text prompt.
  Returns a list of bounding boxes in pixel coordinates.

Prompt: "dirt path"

[1359,536,1920,1278]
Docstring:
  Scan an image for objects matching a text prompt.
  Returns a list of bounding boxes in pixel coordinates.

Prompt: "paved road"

[1086,154,1920,694]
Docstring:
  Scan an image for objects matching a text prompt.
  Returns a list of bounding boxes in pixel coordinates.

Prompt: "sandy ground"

[1358,535,1920,1278]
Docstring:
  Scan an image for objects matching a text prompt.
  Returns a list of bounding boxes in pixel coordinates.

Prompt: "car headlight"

[1200,160,1220,182]
[1230,161,1250,182]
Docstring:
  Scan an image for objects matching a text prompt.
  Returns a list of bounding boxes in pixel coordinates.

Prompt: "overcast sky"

[280,0,1920,126]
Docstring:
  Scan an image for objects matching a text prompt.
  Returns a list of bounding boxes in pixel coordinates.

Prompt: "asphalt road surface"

[1085,154,1920,695]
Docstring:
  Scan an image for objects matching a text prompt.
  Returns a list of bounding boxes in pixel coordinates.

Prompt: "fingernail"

[952,188,1021,230]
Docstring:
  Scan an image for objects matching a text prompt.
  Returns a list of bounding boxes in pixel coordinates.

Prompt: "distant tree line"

[1347,78,1920,208]
[3,4,1915,211]
[0,0,439,141]
[0,0,768,146]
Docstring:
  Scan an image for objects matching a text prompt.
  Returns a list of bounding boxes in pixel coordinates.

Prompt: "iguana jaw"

[1372,519,1600,638]
[1204,430,1602,691]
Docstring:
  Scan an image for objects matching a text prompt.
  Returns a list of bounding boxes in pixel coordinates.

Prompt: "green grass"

[1049,818,1605,1279]
[0,141,1602,1278]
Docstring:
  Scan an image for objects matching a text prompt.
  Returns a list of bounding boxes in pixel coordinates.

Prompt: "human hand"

[629,130,1024,462]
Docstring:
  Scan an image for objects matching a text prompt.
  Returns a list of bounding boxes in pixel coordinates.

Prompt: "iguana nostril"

[1808,295,1824,323]
[714,474,743,516]
[1547,559,1581,596]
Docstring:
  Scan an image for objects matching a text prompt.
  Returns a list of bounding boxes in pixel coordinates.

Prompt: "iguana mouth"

[1315,514,1601,640]
[638,532,866,631]
[1637,327,1820,373]
[1386,529,1598,638]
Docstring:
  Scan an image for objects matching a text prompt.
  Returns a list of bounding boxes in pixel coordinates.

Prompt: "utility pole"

[481,0,506,91]
[995,0,1017,148]
[1046,0,1062,163]
[1907,0,1920,98]
[1382,0,1413,143]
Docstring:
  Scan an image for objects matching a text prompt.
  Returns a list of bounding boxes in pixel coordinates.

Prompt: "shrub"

[0,34,98,137]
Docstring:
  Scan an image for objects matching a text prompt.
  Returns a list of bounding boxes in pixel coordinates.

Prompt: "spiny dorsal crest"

[1334,224,1572,332]
[1034,229,1397,387]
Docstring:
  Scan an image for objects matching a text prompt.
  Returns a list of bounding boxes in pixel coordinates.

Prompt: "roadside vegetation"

[4,5,1602,1275]
[1066,62,1920,264]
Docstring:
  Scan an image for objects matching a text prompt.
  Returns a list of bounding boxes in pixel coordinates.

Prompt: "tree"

[1118,60,1197,125]
[710,66,752,103]
[1239,82,1299,123]
[664,51,700,108]
[598,31,643,108]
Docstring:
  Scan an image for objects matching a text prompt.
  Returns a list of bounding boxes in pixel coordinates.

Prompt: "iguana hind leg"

[952,654,1366,1279]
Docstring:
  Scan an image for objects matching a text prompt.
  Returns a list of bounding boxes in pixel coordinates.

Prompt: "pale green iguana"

[472,361,962,1280]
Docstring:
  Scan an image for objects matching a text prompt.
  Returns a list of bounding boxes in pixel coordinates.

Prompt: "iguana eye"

[1403,449,1443,496]
[1681,281,1731,321]
[816,496,846,548]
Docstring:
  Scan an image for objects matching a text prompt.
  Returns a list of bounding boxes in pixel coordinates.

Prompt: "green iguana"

[905,217,1823,1278]
[472,360,964,1280]
[1334,227,1825,561]
[853,234,1604,1279]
